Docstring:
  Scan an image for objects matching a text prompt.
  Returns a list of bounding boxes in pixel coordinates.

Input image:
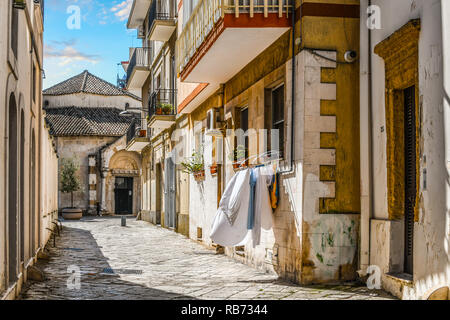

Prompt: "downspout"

[279,0,296,175]
[368,0,374,269]
[359,0,374,274]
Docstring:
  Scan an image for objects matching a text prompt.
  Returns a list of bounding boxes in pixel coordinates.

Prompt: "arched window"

[8,93,18,285]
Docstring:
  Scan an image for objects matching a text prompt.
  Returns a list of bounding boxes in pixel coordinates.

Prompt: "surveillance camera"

[344,51,358,63]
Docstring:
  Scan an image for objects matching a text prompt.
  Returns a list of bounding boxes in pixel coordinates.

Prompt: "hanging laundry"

[210,166,274,248]
[269,171,280,212]
[247,168,257,230]
[249,166,274,247]
[210,169,251,247]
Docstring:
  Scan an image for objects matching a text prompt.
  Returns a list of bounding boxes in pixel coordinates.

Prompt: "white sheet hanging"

[249,166,274,247]
[210,166,274,248]
[210,169,251,247]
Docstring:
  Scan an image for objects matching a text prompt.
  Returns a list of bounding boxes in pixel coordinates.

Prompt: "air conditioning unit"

[205,108,223,137]
[137,25,145,39]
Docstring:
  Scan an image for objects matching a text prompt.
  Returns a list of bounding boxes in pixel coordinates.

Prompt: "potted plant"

[155,104,163,115]
[229,145,248,170]
[209,163,218,175]
[161,103,174,115]
[60,158,82,220]
[181,151,205,182]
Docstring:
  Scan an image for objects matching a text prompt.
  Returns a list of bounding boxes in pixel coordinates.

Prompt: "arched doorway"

[30,130,36,256]
[20,110,24,264]
[8,93,18,285]
[103,150,141,215]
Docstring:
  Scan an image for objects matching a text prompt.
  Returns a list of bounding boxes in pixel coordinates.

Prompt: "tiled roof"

[44,107,138,137]
[43,70,140,100]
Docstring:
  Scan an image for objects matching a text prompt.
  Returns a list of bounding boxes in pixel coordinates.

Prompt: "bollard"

[121,216,126,227]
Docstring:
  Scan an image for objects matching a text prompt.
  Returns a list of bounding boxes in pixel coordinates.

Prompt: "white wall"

[364,0,450,299]
[44,92,141,110]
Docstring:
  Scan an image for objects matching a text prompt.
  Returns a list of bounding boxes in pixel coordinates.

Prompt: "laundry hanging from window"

[210,166,274,248]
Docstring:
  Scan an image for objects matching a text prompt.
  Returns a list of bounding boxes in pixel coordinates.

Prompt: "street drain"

[101,268,143,275]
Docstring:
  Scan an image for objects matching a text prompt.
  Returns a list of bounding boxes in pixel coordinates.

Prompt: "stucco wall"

[44,92,141,109]
[56,136,117,211]
[0,0,57,299]
[362,0,450,299]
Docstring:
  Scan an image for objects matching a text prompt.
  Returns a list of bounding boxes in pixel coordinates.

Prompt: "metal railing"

[148,88,177,118]
[148,0,176,28]
[126,47,150,86]
[126,119,146,145]
[176,0,292,74]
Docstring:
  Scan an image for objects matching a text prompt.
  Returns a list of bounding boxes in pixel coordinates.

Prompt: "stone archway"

[8,92,18,286]
[103,150,142,215]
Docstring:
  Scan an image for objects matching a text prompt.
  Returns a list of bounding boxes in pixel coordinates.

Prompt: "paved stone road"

[19,217,394,300]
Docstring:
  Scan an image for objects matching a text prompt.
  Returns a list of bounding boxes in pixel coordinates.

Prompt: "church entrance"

[114,177,133,215]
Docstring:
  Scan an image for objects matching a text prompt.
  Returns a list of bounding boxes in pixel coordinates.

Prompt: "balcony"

[126,47,151,90]
[148,89,177,129]
[177,0,292,89]
[148,0,177,41]
[126,120,150,152]
[127,0,152,29]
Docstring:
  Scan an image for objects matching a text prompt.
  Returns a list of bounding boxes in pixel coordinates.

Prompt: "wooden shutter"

[403,85,416,274]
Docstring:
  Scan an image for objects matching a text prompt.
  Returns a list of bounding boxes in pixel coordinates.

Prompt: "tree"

[60,158,80,208]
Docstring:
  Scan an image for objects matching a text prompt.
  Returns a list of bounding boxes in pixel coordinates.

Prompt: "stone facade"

[43,71,142,217]
[123,0,450,299]
[360,0,450,299]
[0,1,59,300]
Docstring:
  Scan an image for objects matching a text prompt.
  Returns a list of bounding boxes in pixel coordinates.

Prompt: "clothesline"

[233,150,282,172]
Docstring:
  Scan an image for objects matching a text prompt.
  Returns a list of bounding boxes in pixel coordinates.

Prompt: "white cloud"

[45,42,101,66]
[111,0,133,21]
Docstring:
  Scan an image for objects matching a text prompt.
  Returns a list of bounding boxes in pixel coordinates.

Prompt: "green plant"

[181,150,204,174]
[60,158,81,208]
[228,144,247,162]
[158,103,173,114]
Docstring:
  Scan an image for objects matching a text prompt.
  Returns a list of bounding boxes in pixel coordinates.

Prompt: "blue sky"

[43,0,138,89]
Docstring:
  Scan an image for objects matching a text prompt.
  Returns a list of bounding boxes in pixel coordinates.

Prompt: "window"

[271,84,285,158]
[11,4,19,57]
[32,64,36,102]
[239,107,249,159]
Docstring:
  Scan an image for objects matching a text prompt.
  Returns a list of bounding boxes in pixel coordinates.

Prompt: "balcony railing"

[148,0,176,27]
[149,89,177,118]
[177,0,292,74]
[126,47,150,86]
[126,119,147,145]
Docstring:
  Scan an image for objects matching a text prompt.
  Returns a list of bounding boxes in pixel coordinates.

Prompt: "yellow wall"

[302,16,361,215]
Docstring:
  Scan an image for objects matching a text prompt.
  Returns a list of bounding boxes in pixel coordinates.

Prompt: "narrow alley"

[19,217,393,300]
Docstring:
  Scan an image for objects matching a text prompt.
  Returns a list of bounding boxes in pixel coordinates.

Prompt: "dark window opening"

[32,64,36,102]
[271,84,285,159]
[404,85,416,275]
[11,4,19,58]
[240,107,249,160]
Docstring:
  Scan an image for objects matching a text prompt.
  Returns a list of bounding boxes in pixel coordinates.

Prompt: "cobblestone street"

[19,217,394,300]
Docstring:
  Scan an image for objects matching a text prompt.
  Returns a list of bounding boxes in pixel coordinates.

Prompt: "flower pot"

[232,161,248,171]
[138,130,147,137]
[210,165,218,175]
[156,108,163,115]
[62,208,82,220]
[193,170,205,182]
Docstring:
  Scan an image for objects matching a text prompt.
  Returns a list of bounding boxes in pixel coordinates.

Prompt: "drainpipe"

[279,0,296,175]
[359,0,374,274]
